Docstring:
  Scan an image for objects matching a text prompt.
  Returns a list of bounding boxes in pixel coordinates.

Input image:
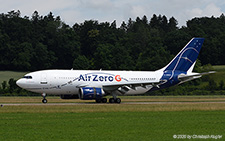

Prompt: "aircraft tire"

[96,99,101,103]
[109,98,115,103]
[115,98,121,104]
[42,99,47,103]
[101,98,107,103]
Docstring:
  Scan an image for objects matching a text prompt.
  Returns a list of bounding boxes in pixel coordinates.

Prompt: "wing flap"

[102,80,162,94]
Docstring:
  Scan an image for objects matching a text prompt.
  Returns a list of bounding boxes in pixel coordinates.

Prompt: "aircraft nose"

[16,79,26,88]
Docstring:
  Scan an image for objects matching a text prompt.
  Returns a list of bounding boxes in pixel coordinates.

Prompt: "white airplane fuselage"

[17,69,163,95]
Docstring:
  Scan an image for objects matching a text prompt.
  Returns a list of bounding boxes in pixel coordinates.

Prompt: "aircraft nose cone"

[16,79,25,88]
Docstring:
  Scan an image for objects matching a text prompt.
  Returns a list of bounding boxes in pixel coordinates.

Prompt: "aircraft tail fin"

[163,38,204,73]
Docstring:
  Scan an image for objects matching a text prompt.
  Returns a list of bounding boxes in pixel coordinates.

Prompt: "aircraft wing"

[178,71,216,83]
[102,71,215,94]
[102,81,162,94]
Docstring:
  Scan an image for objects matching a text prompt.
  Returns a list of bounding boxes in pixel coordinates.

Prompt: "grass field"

[0,71,27,83]
[213,65,225,71]
[0,96,224,140]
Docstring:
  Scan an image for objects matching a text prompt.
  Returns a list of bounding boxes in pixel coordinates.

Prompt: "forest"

[1,10,225,71]
[0,10,225,96]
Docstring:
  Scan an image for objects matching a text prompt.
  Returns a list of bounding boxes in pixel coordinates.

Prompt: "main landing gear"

[95,98,107,103]
[110,94,121,103]
[95,98,121,103]
[109,98,121,103]
[42,93,48,103]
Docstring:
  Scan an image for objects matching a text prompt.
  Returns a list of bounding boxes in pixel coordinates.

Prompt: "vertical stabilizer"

[164,38,204,73]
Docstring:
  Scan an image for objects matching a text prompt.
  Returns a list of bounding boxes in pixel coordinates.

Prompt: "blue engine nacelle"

[79,87,105,100]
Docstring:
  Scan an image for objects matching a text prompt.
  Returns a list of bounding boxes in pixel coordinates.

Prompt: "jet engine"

[79,87,105,100]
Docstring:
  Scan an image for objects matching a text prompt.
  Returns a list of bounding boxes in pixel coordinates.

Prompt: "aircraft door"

[41,73,48,85]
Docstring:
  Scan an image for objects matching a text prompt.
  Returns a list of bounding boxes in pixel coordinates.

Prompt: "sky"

[0,0,225,27]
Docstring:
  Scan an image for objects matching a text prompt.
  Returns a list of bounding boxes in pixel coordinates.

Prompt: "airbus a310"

[16,38,214,104]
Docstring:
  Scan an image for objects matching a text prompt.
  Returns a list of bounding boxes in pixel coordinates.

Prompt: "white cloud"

[130,5,147,18]
[185,3,222,23]
[58,9,82,25]
[204,3,222,16]
[187,8,203,17]
[0,0,79,17]
[82,0,114,10]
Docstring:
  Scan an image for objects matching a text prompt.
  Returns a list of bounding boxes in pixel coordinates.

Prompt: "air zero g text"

[78,74,121,82]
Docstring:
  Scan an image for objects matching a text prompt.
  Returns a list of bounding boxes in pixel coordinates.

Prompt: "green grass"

[0,67,224,140]
[0,71,27,83]
[210,71,225,83]
[0,97,224,140]
[0,111,224,140]
[213,65,225,71]
[210,65,225,83]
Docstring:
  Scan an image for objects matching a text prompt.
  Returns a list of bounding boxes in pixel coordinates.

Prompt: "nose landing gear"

[42,93,47,103]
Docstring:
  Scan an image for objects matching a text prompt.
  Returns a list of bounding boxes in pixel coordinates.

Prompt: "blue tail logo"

[164,38,204,72]
[160,38,204,86]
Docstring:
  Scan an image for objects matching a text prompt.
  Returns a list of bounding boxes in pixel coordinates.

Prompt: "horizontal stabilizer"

[178,71,216,83]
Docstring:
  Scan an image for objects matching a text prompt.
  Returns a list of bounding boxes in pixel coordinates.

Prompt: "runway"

[1,101,225,106]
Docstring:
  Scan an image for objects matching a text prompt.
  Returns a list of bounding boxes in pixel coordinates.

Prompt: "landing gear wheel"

[109,98,115,103]
[42,99,47,103]
[96,99,101,103]
[42,93,47,103]
[109,98,121,104]
[101,98,107,103]
[115,98,121,104]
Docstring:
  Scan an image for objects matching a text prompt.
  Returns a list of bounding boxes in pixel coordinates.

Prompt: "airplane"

[16,38,215,104]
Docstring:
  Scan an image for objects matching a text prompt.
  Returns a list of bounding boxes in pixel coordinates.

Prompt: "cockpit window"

[23,76,32,79]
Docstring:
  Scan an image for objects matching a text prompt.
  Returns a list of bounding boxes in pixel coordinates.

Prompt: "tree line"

[0,10,225,96]
[1,10,225,72]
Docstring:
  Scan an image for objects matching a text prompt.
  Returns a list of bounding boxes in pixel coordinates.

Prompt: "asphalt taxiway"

[1,101,225,106]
